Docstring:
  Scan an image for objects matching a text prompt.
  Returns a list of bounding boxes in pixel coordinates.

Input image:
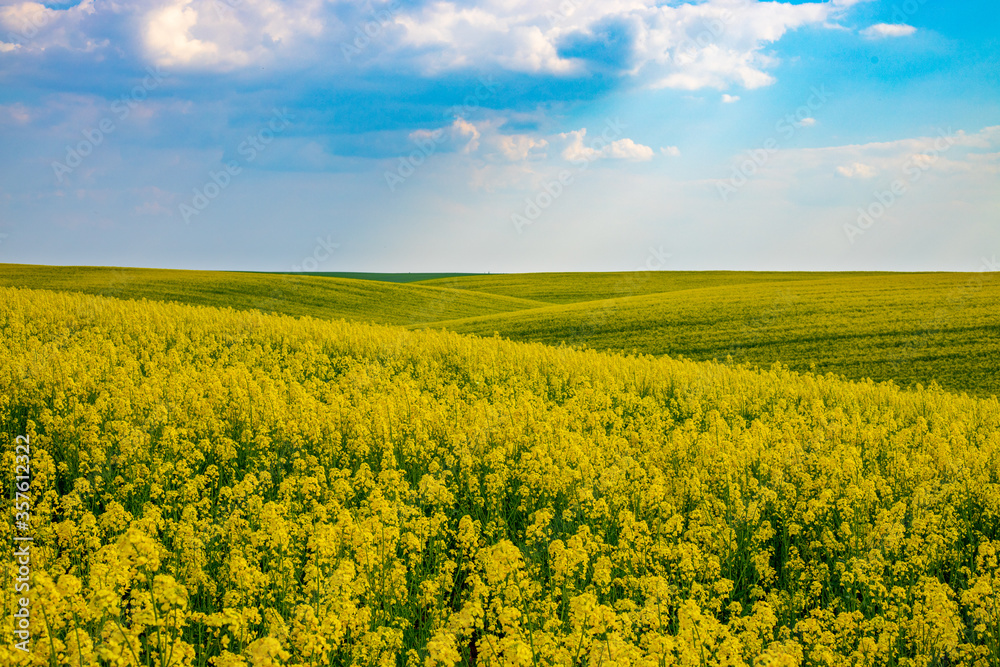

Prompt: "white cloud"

[397,6,575,75]
[798,117,817,127]
[602,137,655,161]
[0,0,97,52]
[862,23,917,38]
[146,1,221,66]
[558,128,653,162]
[722,94,740,103]
[749,127,1000,186]
[660,146,681,157]
[373,0,868,89]
[398,117,653,190]
[0,0,873,92]
[0,103,32,124]
[401,117,556,167]
[139,0,868,87]
[0,1,59,35]
[836,162,876,178]
[497,134,548,161]
[144,0,326,69]
[639,0,837,90]
[449,118,481,154]
[555,130,591,162]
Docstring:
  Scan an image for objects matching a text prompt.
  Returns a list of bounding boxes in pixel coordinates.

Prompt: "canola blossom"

[1,286,999,666]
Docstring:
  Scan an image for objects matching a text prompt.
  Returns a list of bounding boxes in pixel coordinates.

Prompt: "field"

[415,271,877,305]
[0,265,544,327]
[421,273,1000,398]
[2,283,1000,666]
[3,265,994,398]
[267,273,486,284]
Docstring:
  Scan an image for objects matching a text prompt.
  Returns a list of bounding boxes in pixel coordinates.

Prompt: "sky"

[0,0,997,273]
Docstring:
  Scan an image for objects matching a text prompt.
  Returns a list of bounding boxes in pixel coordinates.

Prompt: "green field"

[1,264,996,397]
[421,273,1000,397]
[0,264,542,326]
[268,271,487,283]
[417,270,884,304]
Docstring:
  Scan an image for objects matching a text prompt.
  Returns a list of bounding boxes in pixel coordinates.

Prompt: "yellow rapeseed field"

[1,286,999,666]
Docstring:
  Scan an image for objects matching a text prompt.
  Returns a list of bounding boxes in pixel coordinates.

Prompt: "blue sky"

[0,0,997,272]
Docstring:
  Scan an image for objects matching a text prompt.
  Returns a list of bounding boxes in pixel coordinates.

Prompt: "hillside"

[415,270,893,304]
[0,264,544,326]
[1,286,998,665]
[2,264,996,397]
[423,272,1000,397]
[269,272,486,283]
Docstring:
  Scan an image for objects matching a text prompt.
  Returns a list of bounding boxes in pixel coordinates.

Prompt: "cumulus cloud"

[862,23,917,38]
[146,1,221,66]
[144,0,326,69]
[449,118,481,154]
[660,146,681,157]
[0,1,60,37]
[387,0,847,91]
[395,117,653,177]
[836,162,876,178]
[497,134,548,161]
[558,128,653,162]
[722,94,740,103]
[602,137,655,160]
[0,0,874,93]
[636,0,836,90]
[0,0,99,52]
[752,127,1000,186]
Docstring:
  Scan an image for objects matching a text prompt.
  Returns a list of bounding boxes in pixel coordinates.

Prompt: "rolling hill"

[419,272,1000,397]
[0,264,544,326]
[415,270,892,304]
[2,285,998,665]
[1,264,996,396]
